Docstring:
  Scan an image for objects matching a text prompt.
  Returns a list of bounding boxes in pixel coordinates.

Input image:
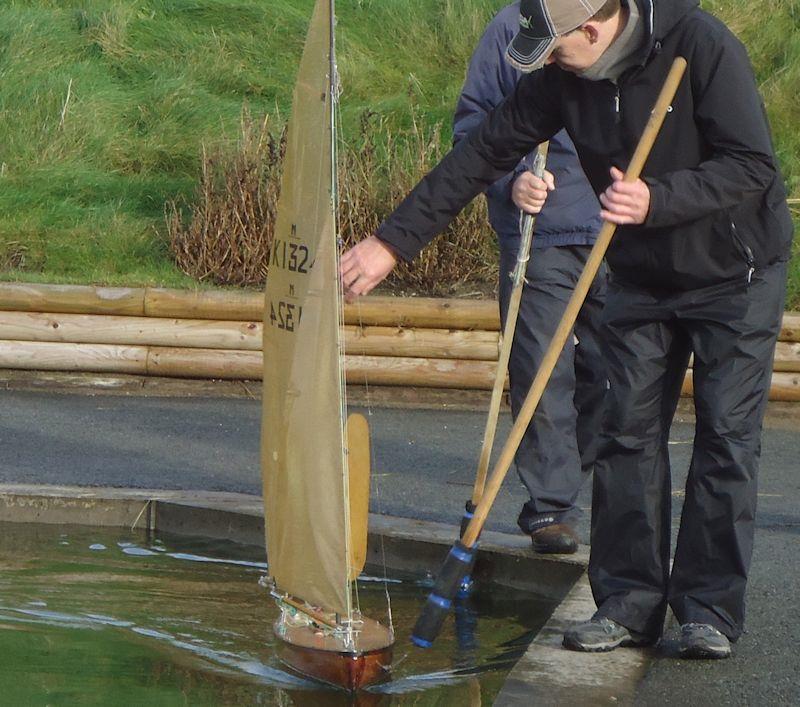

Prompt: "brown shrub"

[168,109,498,294]
[168,110,284,287]
[339,111,498,295]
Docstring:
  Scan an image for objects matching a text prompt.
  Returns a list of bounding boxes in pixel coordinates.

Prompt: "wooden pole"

[461,57,689,549]
[471,142,549,506]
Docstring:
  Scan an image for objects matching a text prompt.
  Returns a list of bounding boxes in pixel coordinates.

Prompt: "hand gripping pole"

[413,56,687,648]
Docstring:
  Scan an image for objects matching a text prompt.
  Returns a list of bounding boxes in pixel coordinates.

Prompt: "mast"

[330,0,357,627]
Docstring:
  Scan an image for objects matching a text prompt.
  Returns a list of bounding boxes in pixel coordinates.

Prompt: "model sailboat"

[260,0,394,692]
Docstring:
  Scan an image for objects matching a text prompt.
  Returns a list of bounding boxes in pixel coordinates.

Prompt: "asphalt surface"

[0,385,797,704]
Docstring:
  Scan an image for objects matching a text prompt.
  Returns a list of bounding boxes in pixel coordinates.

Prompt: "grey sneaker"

[563,616,649,652]
[678,623,731,659]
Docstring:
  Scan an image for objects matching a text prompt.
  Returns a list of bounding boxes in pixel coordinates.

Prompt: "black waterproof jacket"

[377,0,793,292]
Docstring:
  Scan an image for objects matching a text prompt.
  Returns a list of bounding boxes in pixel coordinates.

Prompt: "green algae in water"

[0,522,556,705]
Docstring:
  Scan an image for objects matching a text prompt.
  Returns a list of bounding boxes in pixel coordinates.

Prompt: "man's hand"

[340,235,398,303]
[511,169,555,214]
[599,166,650,225]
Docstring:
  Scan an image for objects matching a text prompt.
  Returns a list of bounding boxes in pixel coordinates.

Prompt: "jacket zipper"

[731,221,755,284]
[614,87,621,124]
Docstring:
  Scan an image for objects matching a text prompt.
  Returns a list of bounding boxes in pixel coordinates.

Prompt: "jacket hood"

[634,0,699,55]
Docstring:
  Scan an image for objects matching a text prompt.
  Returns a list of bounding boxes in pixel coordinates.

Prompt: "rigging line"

[329,0,355,629]
[330,0,361,629]
[333,69,364,620]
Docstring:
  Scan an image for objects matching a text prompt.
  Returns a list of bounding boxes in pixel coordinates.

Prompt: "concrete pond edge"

[0,484,650,703]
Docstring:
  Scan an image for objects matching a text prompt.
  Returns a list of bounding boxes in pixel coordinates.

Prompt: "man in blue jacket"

[341,0,792,659]
[453,2,606,554]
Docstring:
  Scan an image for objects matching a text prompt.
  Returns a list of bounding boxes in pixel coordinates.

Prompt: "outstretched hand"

[511,169,555,214]
[340,235,398,303]
[599,166,650,225]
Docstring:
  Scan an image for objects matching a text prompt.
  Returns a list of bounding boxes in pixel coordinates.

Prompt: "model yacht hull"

[276,617,393,691]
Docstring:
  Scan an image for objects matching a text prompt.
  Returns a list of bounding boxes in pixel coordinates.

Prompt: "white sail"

[261,0,351,617]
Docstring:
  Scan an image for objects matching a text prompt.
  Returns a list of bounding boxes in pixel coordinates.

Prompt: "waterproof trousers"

[498,244,607,534]
[590,260,787,641]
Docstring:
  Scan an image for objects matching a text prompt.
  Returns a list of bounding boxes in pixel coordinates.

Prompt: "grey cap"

[506,0,608,72]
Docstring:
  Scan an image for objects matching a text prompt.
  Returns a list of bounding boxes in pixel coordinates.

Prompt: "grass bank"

[0,0,797,304]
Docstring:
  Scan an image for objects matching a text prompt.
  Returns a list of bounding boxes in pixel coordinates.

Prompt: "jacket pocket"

[730,220,755,284]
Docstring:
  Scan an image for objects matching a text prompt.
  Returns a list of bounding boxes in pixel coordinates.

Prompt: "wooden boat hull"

[276,617,393,691]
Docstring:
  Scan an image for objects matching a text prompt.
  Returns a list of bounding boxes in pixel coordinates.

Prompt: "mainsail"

[261,0,352,617]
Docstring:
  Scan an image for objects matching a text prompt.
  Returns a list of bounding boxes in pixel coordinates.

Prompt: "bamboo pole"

[471,142,549,507]
[460,57,689,549]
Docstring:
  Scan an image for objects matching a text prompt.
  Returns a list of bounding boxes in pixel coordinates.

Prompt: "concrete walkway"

[0,374,797,704]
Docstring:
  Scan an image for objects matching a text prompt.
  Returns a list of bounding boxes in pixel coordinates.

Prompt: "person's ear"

[581,23,600,44]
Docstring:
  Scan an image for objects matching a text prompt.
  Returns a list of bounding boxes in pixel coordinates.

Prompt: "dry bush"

[168,110,284,287]
[339,111,498,295]
[169,108,497,294]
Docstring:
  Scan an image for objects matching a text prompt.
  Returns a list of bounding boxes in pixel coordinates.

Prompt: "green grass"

[0,0,797,305]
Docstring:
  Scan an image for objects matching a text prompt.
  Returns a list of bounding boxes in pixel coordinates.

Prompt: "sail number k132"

[271,239,310,274]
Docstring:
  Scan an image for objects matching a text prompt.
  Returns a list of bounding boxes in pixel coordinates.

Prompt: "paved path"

[0,384,797,703]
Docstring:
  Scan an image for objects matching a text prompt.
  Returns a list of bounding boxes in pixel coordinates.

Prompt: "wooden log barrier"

[0,339,500,387]
[0,282,499,329]
[1,338,798,400]
[0,310,501,360]
[0,282,797,400]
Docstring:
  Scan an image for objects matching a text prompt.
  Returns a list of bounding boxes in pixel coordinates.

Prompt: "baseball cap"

[506,0,608,72]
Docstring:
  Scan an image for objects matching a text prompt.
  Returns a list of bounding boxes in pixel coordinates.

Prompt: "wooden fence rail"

[0,283,797,400]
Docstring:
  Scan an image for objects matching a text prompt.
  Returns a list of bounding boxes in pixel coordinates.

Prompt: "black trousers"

[498,244,607,533]
[590,260,787,640]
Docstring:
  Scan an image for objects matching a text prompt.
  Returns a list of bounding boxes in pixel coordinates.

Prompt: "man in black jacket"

[340,0,793,659]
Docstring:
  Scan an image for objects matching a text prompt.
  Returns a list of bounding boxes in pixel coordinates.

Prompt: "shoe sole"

[532,543,578,554]
[678,644,731,659]
[562,634,645,652]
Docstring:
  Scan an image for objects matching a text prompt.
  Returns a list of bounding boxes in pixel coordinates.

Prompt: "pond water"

[0,521,556,705]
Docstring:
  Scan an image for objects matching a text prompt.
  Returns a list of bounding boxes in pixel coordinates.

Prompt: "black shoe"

[563,615,651,652]
[678,623,731,659]
[530,523,579,554]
